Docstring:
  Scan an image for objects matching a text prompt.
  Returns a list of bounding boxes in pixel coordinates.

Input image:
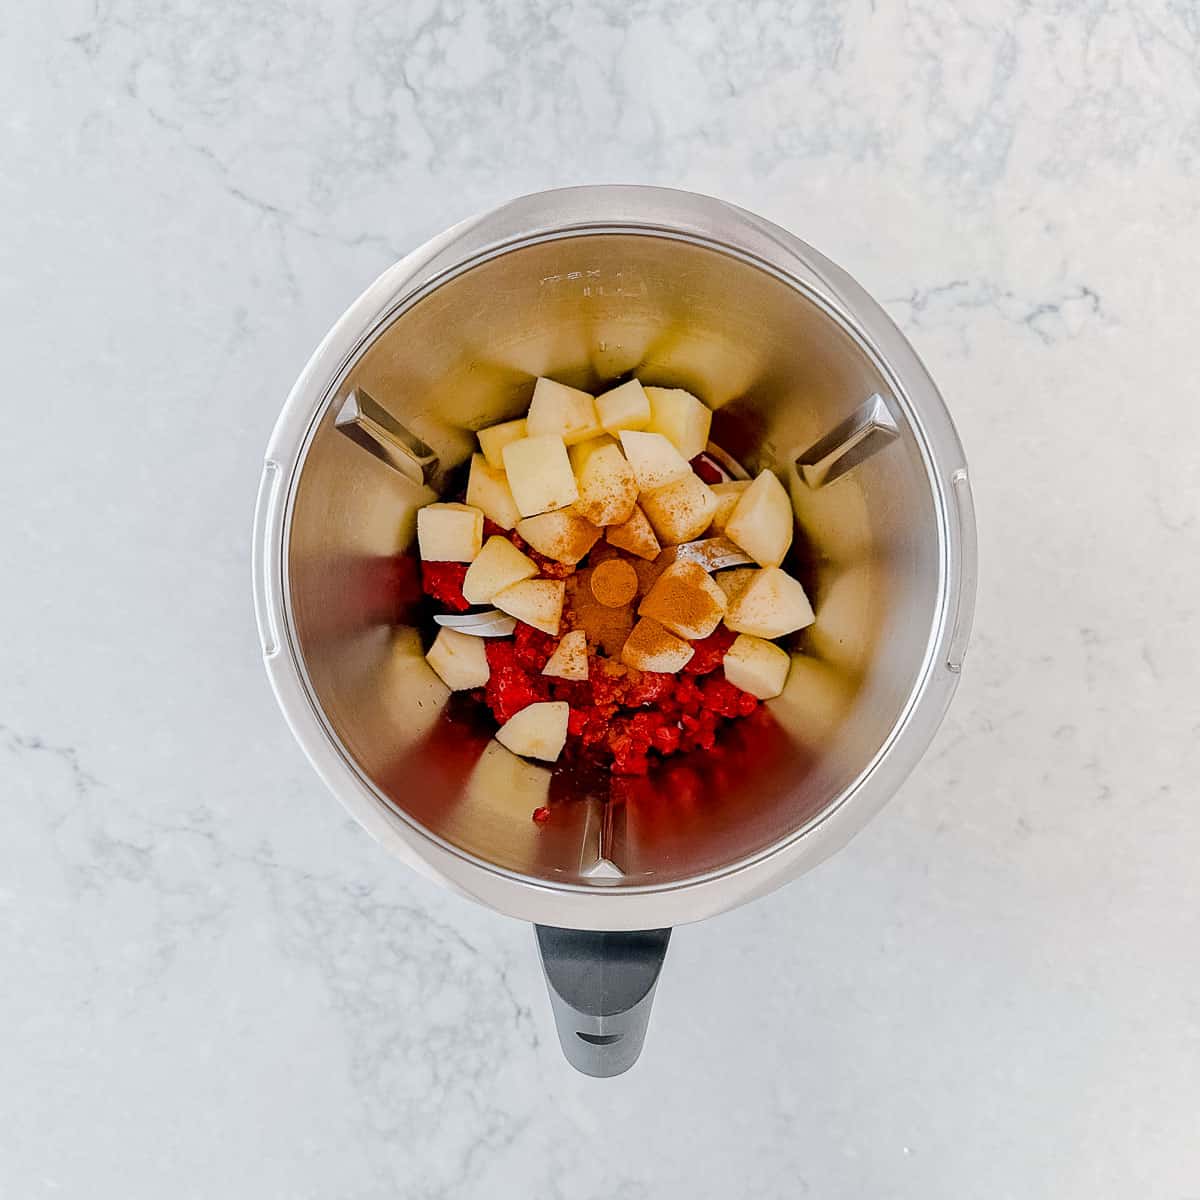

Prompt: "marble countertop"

[4,2,1199,1197]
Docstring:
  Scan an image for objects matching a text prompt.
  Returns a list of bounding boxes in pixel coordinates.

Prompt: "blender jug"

[252,186,976,1076]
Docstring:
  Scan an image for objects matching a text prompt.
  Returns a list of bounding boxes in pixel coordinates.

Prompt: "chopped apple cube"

[495,700,570,762]
[644,386,712,460]
[572,443,638,527]
[568,434,618,474]
[502,434,579,517]
[723,634,791,700]
[425,627,490,690]
[617,431,691,491]
[714,567,756,602]
[542,629,589,681]
[516,511,601,565]
[595,379,651,434]
[493,578,565,635]
[620,617,695,673]
[605,505,661,560]
[526,377,601,446]
[416,502,483,562]
[724,469,794,567]
[477,418,528,470]
[724,567,815,639]
[709,480,751,534]
[639,472,719,545]
[638,560,727,640]
[462,535,539,605]
[465,454,521,531]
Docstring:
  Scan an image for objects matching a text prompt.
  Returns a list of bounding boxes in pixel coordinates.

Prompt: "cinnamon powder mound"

[638,560,726,640]
[566,568,634,656]
[590,559,638,608]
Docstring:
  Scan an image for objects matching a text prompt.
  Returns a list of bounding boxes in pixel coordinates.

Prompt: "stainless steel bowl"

[252,185,976,1072]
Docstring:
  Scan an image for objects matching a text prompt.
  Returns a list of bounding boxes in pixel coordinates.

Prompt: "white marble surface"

[4,1,1200,1196]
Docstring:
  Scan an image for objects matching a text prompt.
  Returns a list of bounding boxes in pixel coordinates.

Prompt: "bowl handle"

[534,925,671,1077]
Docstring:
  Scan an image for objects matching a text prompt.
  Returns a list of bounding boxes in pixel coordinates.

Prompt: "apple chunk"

[502,434,579,518]
[709,480,751,534]
[724,567,814,639]
[605,504,661,560]
[595,379,651,434]
[714,567,756,603]
[477,418,527,470]
[516,510,601,565]
[572,443,638,527]
[568,434,618,473]
[416,502,483,562]
[493,578,565,635]
[617,431,690,491]
[724,469,794,567]
[542,629,589,681]
[644,386,712,460]
[639,472,719,545]
[425,627,490,691]
[639,560,727,640]
[462,535,538,605]
[495,701,570,762]
[526,378,601,446]
[465,454,521,530]
[620,617,695,673]
[723,634,791,699]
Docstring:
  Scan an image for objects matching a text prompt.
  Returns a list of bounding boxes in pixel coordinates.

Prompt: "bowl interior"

[284,233,941,888]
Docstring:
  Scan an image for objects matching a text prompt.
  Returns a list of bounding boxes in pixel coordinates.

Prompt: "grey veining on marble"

[3,2,1199,1197]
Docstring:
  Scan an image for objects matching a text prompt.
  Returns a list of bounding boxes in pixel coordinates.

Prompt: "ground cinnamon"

[590,559,638,608]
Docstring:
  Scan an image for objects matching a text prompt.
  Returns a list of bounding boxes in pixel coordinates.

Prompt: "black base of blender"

[534,925,671,1077]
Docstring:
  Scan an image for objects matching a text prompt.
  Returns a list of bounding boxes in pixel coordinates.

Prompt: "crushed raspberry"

[683,626,736,675]
[532,806,551,824]
[624,670,675,707]
[420,561,470,612]
[484,639,551,724]
[513,622,557,671]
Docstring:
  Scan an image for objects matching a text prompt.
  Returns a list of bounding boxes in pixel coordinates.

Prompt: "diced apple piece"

[605,504,661,560]
[568,434,618,474]
[502,434,579,517]
[595,379,651,434]
[516,511,601,565]
[724,567,815,639]
[618,431,690,491]
[709,480,751,534]
[416,502,483,562]
[638,560,727,640]
[620,617,695,673]
[425,627,490,691]
[526,377,600,446]
[644,386,712,461]
[477,418,527,470]
[724,469,794,567]
[640,472,719,546]
[542,629,589,681]
[462,535,539,605]
[493,578,565,635]
[723,634,791,700]
[495,700,570,762]
[572,443,638,527]
[714,567,756,602]
[465,454,521,531]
